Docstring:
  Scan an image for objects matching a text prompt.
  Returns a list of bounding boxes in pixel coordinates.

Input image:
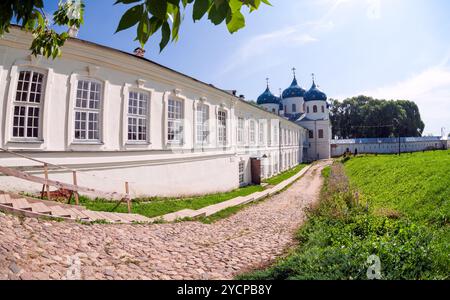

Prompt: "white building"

[256,73,332,161]
[0,27,310,198]
[331,136,448,157]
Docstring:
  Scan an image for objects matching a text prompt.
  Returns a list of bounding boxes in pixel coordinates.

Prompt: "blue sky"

[46,0,449,135]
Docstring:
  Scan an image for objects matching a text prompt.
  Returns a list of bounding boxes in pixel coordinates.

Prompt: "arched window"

[321,105,325,113]
[292,103,296,112]
[196,103,209,144]
[75,79,102,141]
[313,105,318,113]
[307,106,310,113]
[303,103,306,112]
[12,70,46,139]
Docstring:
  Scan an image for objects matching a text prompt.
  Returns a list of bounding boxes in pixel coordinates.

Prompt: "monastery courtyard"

[0,161,330,280]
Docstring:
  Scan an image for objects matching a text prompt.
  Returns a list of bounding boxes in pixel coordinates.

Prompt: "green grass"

[263,164,308,186]
[240,150,450,280]
[343,151,450,225]
[79,163,308,220]
[79,184,264,218]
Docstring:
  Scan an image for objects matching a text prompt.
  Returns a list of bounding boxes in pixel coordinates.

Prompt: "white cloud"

[337,59,450,135]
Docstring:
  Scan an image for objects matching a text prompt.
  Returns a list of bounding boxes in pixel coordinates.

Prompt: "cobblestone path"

[0,161,330,280]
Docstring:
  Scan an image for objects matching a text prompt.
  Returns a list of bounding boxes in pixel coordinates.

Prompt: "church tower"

[256,78,282,115]
[297,74,331,161]
[281,68,306,117]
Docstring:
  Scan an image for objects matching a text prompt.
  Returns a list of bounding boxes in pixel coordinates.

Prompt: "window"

[273,125,278,145]
[249,120,256,144]
[237,117,245,143]
[239,161,245,185]
[74,80,102,141]
[12,70,45,139]
[292,104,297,113]
[307,106,310,113]
[309,130,314,139]
[196,103,209,144]
[321,105,325,113]
[318,129,324,139]
[313,105,318,113]
[218,109,227,145]
[272,108,276,113]
[127,91,148,142]
[259,122,264,144]
[168,98,183,144]
[303,103,306,112]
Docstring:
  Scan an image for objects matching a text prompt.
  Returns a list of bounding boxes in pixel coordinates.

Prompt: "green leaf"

[147,0,168,20]
[159,21,171,51]
[115,4,144,33]
[226,10,245,33]
[208,0,229,25]
[193,0,210,21]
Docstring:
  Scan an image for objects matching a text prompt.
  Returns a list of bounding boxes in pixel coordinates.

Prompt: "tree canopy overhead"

[0,0,270,58]
[329,96,425,139]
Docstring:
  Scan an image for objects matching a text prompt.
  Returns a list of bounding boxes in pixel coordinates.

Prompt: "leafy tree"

[0,0,270,58]
[330,96,425,139]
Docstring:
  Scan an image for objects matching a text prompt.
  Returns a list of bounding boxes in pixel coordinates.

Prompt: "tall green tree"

[0,0,270,58]
[330,96,425,139]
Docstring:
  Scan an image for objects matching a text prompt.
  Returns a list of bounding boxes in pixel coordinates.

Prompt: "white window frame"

[238,160,245,186]
[237,117,245,144]
[11,70,46,140]
[249,119,256,145]
[167,97,184,145]
[127,90,150,143]
[258,121,265,145]
[73,79,103,142]
[217,108,227,146]
[195,102,210,145]
[4,62,53,148]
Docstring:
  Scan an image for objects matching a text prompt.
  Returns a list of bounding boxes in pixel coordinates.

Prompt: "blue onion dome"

[304,80,327,102]
[282,77,306,99]
[257,86,279,105]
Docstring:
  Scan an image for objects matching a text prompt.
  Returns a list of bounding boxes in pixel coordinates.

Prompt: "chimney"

[133,47,146,57]
[68,25,79,38]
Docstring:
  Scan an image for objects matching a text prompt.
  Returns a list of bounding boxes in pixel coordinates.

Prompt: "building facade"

[331,136,449,157]
[0,28,307,198]
[256,73,332,161]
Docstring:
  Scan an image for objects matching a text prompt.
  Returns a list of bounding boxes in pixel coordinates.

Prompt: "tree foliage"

[329,95,425,139]
[0,0,270,58]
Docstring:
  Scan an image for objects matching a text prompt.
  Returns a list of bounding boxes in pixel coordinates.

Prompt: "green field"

[240,150,449,280]
[79,164,308,219]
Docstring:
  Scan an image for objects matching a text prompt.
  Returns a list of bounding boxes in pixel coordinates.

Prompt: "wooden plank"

[49,206,72,218]
[0,194,13,205]
[30,203,52,215]
[0,165,126,200]
[12,198,32,210]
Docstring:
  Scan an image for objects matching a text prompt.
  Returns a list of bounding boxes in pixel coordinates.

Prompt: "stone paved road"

[0,160,330,280]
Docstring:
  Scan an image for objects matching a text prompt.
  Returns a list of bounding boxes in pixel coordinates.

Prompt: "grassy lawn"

[78,163,308,220]
[79,184,264,219]
[263,164,308,186]
[240,150,449,280]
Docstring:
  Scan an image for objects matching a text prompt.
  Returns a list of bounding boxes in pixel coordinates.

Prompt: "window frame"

[11,69,46,141]
[217,108,228,146]
[167,97,185,145]
[73,79,103,142]
[195,102,210,145]
[127,90,150,144]
[237,117,245,144]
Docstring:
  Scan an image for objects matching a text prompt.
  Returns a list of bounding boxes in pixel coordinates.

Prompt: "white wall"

[0,28,306,197]
[331,140,447,157]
